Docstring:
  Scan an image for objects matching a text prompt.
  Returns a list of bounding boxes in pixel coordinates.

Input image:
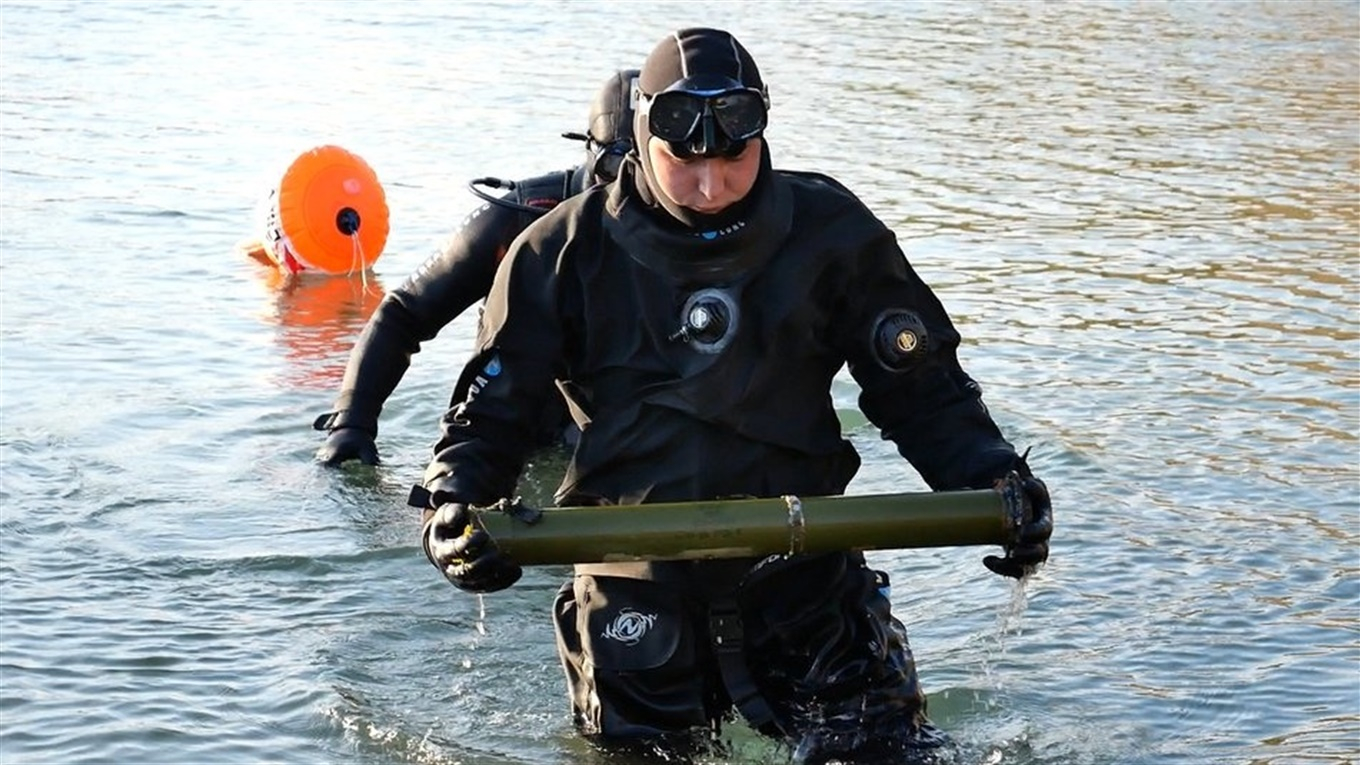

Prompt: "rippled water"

[2,2,1357,763]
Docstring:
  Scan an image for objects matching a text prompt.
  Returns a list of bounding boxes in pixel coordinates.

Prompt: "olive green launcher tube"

[473,488,1012,565]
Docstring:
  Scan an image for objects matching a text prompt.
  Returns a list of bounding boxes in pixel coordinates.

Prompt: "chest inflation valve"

[670,288,740,354]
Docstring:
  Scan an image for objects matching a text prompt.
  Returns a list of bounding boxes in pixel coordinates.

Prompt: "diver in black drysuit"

[313,69,639,466]
[417,28,1054,765]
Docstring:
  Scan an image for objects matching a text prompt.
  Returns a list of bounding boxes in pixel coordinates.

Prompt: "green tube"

[473,483,1021,565]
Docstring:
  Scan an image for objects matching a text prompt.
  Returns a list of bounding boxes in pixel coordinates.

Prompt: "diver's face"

[647,137,761,216]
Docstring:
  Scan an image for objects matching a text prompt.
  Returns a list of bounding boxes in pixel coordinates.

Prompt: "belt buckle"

[708,607,743,650]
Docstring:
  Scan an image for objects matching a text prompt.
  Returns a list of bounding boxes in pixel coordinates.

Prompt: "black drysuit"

[316,168,588,443]
[422,157,1028,755]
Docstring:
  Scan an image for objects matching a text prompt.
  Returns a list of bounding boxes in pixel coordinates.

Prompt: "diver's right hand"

[422,502,522,593]
[316,427,380,466]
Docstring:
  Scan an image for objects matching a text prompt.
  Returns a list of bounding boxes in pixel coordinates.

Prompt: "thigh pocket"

[575,574,707,733]
[739,552,854,635]
[579,574,689,671]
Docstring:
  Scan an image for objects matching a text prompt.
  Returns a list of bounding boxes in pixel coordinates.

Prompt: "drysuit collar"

[605,152,791,286]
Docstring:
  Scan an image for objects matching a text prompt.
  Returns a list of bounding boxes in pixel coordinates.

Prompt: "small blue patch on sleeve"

[701,230,718,240]
[483,355,502,377]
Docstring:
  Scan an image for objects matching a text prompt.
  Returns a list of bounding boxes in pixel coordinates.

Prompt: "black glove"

[316,427,379,466]
[422,502,522,593]
[984,475,1052,579]
[313,410,379,466]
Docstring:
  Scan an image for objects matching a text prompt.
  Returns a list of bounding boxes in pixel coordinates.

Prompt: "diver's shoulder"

[776,169,859,198]
[527,180,607,226]
[513,182,608,255]
[776,169,881,226]
[511,166,582,205]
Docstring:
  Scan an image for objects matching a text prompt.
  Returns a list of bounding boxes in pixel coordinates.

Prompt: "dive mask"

[642,85,769,159]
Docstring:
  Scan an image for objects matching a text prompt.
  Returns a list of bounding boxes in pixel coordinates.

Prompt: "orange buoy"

[258,145,390,275]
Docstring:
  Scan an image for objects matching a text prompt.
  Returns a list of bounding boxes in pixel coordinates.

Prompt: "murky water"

[2,1,1356,763]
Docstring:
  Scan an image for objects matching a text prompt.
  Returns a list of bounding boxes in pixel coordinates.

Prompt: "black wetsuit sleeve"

[326,200,531,432]
[420,231,564,505]
[842,232,1025,491]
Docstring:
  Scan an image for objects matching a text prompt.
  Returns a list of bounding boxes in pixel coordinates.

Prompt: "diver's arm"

[315,199,530,461]
[420,235,564,504]
[844,232,1028,491]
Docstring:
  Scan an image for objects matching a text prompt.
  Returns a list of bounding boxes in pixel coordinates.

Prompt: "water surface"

[2,2,1357,763]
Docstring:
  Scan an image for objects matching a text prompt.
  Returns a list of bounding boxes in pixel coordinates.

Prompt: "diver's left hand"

[317,426,379,466]
[983,476,1052,579]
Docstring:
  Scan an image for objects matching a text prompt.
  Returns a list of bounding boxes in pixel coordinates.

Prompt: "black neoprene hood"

[632,27,772,230]
[589,68,640,146]
[637,27,765,96]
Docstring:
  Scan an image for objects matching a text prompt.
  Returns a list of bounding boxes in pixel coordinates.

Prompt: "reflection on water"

[252,264,387,391]
[0,1,1356,764]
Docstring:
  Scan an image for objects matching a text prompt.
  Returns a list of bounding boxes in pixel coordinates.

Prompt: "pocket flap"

[579,575,685,672]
